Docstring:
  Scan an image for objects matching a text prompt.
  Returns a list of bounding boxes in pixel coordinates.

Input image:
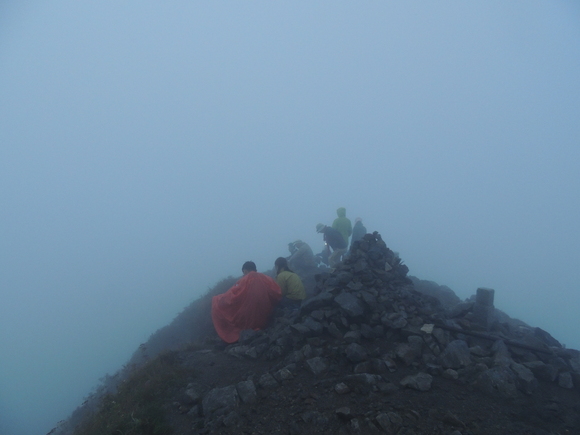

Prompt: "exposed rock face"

[61,231,580,435]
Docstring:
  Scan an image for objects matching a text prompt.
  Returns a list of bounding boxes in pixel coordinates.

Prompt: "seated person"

[287,240,318,274]
[274,257,305,309]
[211,261,282,343]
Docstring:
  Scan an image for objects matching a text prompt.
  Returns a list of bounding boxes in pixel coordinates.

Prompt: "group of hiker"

[210,258,305,343]
[211,207,367,343]
[316,207,367,267]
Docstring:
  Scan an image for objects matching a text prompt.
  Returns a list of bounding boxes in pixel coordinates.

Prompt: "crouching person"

[274,257,305,310]
[211,261,282,343]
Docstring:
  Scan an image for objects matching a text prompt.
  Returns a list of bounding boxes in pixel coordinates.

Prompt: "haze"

[1,2,579,434]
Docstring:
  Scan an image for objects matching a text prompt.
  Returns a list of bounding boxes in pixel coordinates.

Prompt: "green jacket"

[332,207,352,244]
[276,271,305,300]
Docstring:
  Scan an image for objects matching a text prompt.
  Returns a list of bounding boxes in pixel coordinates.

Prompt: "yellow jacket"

[276,271,305,300]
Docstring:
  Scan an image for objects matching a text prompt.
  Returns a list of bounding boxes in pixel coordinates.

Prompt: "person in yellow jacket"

[332,207,352,245]
[274,257,305,309]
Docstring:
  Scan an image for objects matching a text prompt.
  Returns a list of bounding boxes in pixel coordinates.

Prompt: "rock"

[344,330,361,343]
[354,360,374,374]
[202,385,239,420]
[558,372,574,389]
[290,324,311,335]
[335,292,365,317]
[306,357,329,375]
[395,342,420,366]
[432,327,450,347]
[185,383,206,403]
[226,345,258,359]
[360,323,377,340]
[440,340,471,369]
[475,366,518,398]
[258,373,278,388]
[235,380,257,404]
[420,323,434,334]
[491,340,511,367]
[443,369,459,380]
[335,382,350,394]
[469,345,489,357]
[523,361,559,382]
[381,312,408,329]
[302,317,324,335]
[345,343,368,363]
[346,373,383,386]
[400,372,433,391]
[510,362,538,394]
[335,406,352,420]
[326,322,344,339]
[382,355,397,372]
[238,329,261,344]
[373,413,388,431]
[274,367,293,381]
[300,291,335,313]
[223,410,240,427]
[448,301,474,318]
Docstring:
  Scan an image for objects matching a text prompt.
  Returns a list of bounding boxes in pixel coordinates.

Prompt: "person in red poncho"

[211,261,282,343]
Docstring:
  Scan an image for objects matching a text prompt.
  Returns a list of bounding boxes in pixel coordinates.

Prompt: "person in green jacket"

[274,257,305,309]
[332,207,352,245]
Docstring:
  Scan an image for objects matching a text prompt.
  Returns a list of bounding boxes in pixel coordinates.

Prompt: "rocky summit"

[55,232,580,435]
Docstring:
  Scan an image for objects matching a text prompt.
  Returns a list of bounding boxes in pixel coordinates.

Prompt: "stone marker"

[473,287,495,330]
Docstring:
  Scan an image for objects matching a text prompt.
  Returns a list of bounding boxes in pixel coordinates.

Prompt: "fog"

[1,2,579,434]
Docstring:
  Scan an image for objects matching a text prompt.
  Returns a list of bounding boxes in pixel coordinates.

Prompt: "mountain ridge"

[50,232,580,434]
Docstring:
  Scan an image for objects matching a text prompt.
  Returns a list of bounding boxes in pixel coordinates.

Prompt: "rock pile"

[177,232,580,433]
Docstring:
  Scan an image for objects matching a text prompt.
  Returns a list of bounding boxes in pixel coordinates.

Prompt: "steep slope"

[52,232,580,435]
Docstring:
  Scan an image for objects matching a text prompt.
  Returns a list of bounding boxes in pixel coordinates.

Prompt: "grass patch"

[73,350,190,435]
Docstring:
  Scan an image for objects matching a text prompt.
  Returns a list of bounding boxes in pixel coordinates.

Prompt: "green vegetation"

[73,351,191,435]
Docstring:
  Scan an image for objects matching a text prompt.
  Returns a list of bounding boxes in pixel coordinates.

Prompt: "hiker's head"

[242,261,257,275]
[274,257,291,274]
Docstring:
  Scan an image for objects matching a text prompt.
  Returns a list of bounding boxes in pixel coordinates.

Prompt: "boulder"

[440,340,471,369]
[202,385,239,419]
[400,372,433,391]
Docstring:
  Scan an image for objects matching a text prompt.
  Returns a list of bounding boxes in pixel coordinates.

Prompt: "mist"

[1,2,579,434]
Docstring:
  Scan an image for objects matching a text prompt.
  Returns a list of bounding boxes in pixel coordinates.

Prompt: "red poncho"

[211,271,282,343]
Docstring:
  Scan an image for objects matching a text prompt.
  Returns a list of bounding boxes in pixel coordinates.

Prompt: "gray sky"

[1,2,579,434]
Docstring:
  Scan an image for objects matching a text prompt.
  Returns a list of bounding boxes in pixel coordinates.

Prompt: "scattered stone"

[274,367,294,381]
[523,361,559,382]
[306,357,329,375]
[344,330,361,343]
[226,345,258,359]
[440,340,471,369]
[558,372,574,389]
[258,373,278,389]
[335,407,352,420]
[202,385,239,420]
[510,362,538,394]
[235,380,257,404]
[185,383,206,403]
[375,412,392,431]
[223,410,240,427]
[443,369,459,380]
[335,382,350,394]
[335,292,365,317]
[345,343,368,362]
[400,372,433,391]
[476,366,518,398]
